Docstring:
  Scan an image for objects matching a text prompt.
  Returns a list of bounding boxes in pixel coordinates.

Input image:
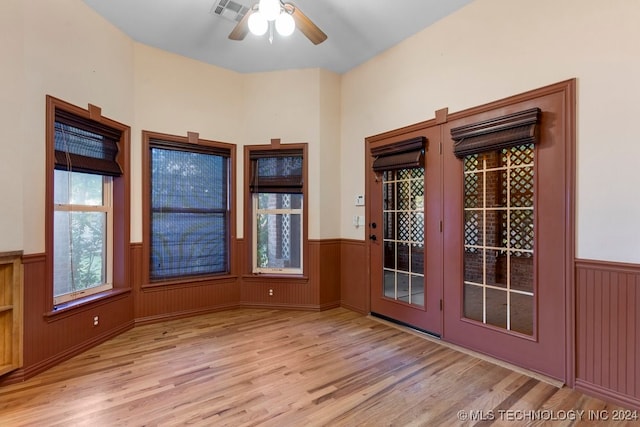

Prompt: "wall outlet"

[93,315,99,326]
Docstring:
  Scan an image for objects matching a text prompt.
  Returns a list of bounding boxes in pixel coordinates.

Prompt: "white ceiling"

[83,0,475,74]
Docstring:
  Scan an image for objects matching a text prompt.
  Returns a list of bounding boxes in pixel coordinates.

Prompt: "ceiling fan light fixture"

[275,12,295,36]
[248,11,268,36]
[258,0,281,21]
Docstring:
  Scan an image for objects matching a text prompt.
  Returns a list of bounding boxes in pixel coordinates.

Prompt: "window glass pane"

[464,250,482,283]
[510,166,534,207]
[397,243,410,271]
[257,193,302,209]
[152,148,227,211]
[396,272,410,302]
[410,245,423,274]
[54,211,106,297]
[383,270,395,299]
[151,212,227,279]
[256,212,301,269]
[54,170,103,205]
[510,209,534,253]
[464,210,483,248]
[256,156,302,178]
[511,256,534,292]
[462,144,535,336]
[464,172,480,208]
[463,283,483,323]
[487,252,508,289]
[485,169,506,208]
[510,293,534,335]
[383,241,395,269]
[383,212,395,240]
[485,288,507,329]
[150,147,229,280]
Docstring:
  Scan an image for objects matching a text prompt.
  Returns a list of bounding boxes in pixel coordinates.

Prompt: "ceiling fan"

[228,0,327,45]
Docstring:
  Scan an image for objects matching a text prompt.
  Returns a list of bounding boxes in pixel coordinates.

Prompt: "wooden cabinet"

[0,251,22,376]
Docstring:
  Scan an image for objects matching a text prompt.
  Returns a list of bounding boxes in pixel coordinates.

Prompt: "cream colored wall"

[132,44,245,242]
[133,58,340,241]
[3,0,340,254]
[243,68,341,240]
[340,0,640,263]
[0,0,24,252]
[317,69,342,239]
[2,0,135,254]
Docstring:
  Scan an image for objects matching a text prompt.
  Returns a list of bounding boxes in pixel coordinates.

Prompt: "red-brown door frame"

[364,79,575,385]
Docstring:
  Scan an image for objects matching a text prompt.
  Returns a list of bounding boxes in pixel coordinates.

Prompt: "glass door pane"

[462,145,535,336]
[382,168,425,307]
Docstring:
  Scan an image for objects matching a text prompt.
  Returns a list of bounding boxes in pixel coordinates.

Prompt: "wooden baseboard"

[239,302,323,311]
[576,379,640,411]
[134,303,240,326]
[340,301,367,315]
[1,320,134,385]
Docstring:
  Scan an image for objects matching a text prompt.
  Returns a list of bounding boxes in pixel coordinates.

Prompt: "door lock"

[369,234,377,241]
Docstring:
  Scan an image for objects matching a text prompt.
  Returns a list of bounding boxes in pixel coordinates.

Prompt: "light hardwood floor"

[0,308,636,426]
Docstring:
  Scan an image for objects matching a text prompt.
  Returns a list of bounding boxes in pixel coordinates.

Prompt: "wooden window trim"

[45,95,131,314]
[243,140,309,278]
[141,130,237,288]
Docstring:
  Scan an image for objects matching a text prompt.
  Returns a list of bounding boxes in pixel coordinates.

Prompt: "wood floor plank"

[0,308,635,426]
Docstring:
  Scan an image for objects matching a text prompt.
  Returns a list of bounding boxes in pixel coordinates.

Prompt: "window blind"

[371,136,425,172]
[150,145,230,280]
[249,149,303,193]
[451,108,541,158]
[54,109,123,176]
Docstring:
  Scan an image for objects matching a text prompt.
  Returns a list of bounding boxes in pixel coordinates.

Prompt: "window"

[143,132,235,283]
[46,96,130,309]
[452,107,540,336]
[53,171,112,304]
[246,143,307,275]
[462,145,535,335]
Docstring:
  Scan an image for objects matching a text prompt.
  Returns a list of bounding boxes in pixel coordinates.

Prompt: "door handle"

[369,234,377,241]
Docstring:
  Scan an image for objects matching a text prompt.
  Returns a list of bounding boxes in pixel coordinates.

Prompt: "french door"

[367,80,574,382]
[368,126,442,336]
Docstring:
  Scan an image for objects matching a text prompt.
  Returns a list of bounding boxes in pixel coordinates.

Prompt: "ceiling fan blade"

[228,7,254,41]
[285,3,327,45]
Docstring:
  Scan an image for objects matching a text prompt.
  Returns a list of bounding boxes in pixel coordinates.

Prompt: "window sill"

[242,273,309,283]
[44,288,132,321]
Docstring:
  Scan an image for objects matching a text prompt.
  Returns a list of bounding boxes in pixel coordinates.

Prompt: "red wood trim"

[21,253,46,264]
[187,131,199,145]
[242,142,309,277]
[10,320,134,383]
[43,288,132,321]
[575,260,640,409]
[140,130,237,287]
[576,258,640,273]
[0,250,23,258]
[88,103,101,121]
[134,303,239,326]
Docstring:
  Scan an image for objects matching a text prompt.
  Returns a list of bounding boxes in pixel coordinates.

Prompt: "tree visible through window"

[53,170,111,303]
[47,97,127,307]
